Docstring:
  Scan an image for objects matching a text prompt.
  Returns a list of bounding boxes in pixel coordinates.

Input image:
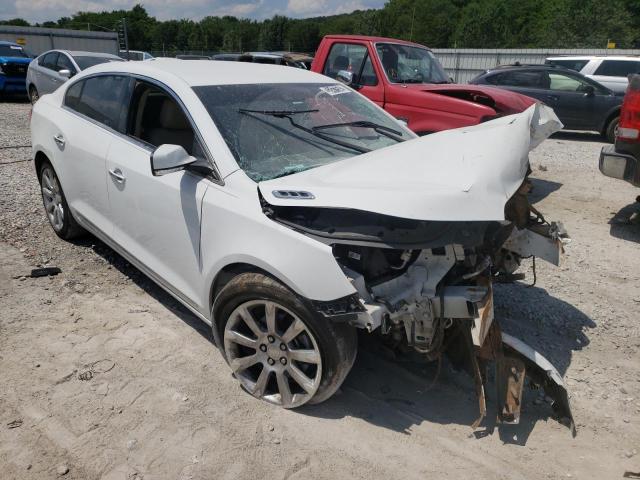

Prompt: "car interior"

[128,83,197,155]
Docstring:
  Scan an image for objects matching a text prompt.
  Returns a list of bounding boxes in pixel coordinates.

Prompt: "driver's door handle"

[108,168,126,183]
[53,134,65,147]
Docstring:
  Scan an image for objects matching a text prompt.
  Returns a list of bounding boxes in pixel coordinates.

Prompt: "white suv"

[30,59,574,431]
[546,56,640,93]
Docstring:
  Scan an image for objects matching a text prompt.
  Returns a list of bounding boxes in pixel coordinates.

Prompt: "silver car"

[26,50,123,103]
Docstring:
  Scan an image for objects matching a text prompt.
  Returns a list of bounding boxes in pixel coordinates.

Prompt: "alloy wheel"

[41,167,64,232]
[224,300,322,408]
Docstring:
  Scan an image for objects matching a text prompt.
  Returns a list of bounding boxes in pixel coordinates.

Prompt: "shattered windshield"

[193,83,411,181]
[376,43,449,84]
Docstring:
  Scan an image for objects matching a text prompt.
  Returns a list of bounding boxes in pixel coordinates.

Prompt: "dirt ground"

[1,100,639,480]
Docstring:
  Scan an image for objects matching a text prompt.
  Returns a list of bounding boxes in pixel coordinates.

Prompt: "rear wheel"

[39,162,83,240]
[215,273,357,408]
[29,85,39,104]
[604,116,619,143]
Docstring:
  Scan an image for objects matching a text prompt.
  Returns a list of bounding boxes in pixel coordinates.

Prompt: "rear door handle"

[108,168,126,183]
[546,94,559,101]
[53,134,65,147]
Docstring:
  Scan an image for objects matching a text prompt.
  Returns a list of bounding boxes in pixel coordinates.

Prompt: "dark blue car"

[0,41,32,97]
[470,64,624,142]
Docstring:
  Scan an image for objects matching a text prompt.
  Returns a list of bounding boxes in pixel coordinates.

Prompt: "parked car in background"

[212,52,314,69]
[176,54,212,60]
[546,56,640,93]
[27,50,124,103]
[600,74,640,188]
[470,64,624,142]
[29,58,573,431]
[311,35,536,135]
[119,50,154,61]
[0,40,32,98]
[212,53,243,62]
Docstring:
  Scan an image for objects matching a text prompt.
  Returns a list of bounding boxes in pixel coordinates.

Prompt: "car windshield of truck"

[73,55,123,70]
[0,44,30,58]
[375,43,449,84]
[194,82,411,181]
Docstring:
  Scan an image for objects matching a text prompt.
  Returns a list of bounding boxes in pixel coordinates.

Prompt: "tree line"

[1,0,639,54]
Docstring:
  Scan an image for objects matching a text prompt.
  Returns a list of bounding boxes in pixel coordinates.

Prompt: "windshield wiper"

[238,108,319,116]
[313,120,404,142]
[238,108,370,154]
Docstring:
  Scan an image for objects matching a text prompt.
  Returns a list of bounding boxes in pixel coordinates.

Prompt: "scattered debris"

[7,419,23,429]
[56,465,69,476]
[28,267,61,278]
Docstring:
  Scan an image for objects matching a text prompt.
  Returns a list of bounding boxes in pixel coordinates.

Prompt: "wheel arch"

[600,107,621,134]
[34,150,50,181]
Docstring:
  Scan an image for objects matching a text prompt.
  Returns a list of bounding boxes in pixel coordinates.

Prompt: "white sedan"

[31,59,574,431]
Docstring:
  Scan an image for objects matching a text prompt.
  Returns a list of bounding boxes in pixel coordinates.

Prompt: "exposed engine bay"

[258,104,575,434]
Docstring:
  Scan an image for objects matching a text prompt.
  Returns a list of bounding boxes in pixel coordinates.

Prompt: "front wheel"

[215,273,357,408]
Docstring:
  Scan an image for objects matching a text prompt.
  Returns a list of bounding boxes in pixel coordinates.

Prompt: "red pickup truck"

[311,35,536,135]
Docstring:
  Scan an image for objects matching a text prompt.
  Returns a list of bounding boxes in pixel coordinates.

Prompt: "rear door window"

[594,60,640,77]
[64,75,131,131]
[486,70,544,88]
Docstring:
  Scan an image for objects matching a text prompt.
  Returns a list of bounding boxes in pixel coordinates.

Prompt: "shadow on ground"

[550,131,606,143]
[72,236,592,446]
[609,201,640,244]
[529,177,563,204]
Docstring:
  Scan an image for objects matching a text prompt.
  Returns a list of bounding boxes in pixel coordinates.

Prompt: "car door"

[38,52,59,94]
[545,71,611,130]
[105,79,210,308]
[54,74,131,234]
[321,42,384,106]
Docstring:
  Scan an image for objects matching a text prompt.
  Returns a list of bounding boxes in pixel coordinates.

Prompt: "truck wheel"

[604,116,619,143]
[215,272,357,408]
[29,85,39,104]
[39,162,83,240]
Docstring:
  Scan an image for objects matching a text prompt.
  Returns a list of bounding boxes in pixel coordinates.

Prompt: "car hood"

[258,104,561,222]
[0,56,31,65]
[396,83,537,115]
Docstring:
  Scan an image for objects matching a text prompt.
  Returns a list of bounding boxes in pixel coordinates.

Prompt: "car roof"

[323,34,429,49]
[487,63,575,72]
[42,49,122,59]
[546,55,640,61]
[78,58,336,86]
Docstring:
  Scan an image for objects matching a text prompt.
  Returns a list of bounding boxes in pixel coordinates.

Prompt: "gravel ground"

[1,100,639,480]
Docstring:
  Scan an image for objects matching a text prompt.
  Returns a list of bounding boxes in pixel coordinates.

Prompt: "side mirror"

[336,70,354,86]
[58,69,71,79]
[150,144,196,176]
[583,85,595,97]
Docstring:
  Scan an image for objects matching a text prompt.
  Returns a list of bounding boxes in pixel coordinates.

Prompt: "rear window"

[546,59,589,72]
[64,75,130,131]
[72,55,123,70]
[594,60,640,77]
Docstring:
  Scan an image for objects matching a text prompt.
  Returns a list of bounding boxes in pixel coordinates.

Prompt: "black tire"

[29,85,39,105]
[213,272,358,407]
[604,116,619,143]
[38,161,84,240]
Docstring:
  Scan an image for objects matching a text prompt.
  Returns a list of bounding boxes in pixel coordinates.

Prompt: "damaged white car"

[31,59,573,433]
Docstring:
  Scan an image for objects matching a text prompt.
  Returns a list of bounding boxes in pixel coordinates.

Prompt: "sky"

[0,0,386,24]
